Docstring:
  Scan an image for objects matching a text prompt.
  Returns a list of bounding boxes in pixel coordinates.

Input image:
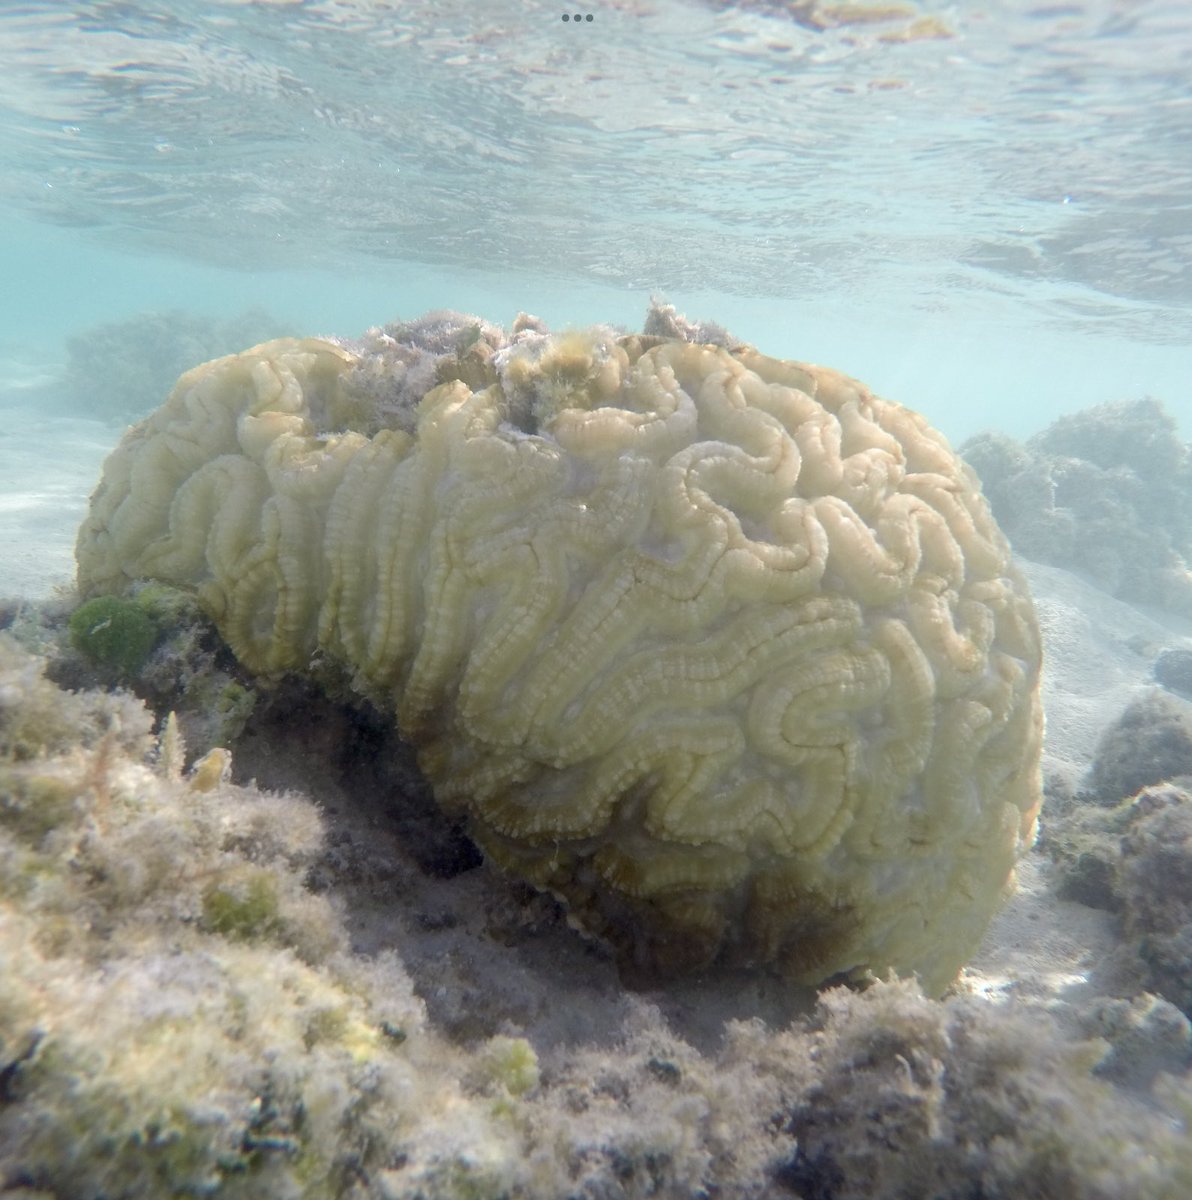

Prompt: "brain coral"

[76,309,1043,994]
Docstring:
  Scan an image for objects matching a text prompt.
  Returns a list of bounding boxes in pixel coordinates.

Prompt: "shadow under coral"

[229,675,822,1053]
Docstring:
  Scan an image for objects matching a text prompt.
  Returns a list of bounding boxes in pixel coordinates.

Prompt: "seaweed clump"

[0,635,515,1198]
[1087,690,1192,807]
[772,977,1191,1200]
[58,585,259,758]
[1040,691,1192,911]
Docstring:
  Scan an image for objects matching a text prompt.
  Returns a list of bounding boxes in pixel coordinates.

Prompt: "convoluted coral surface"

[76,309,1043,992]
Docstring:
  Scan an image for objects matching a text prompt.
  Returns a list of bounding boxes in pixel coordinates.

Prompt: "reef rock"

[1121,785,1192,1017]
[75,308,1043,993]
[962,398,1192,615]
[1088,691,1192,807]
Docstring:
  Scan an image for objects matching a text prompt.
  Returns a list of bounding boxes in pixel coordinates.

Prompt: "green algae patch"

[69,595,159,676]
[202,871,282,941]
[483,1036,539,1097]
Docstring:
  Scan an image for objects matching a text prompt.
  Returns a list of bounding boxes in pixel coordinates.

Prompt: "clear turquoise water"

[1,0,1190,446]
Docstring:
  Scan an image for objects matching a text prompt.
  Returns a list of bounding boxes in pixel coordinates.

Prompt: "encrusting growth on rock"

[76,306,1044,993]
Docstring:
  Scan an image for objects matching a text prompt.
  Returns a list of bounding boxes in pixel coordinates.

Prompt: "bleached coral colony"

[75,307,1043,994]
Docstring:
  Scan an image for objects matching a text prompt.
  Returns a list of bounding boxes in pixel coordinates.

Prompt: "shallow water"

[1,0,1189,455]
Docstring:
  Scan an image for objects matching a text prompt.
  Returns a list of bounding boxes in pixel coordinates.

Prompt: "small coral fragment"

[75,308,1044,993]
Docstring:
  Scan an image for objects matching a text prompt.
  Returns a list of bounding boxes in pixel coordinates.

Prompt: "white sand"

[0,401,118,600]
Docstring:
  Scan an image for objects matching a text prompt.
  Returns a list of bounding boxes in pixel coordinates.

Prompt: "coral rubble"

[74,306,1043,994]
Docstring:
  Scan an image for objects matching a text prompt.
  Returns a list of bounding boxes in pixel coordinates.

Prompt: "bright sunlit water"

[1,0,1190,593]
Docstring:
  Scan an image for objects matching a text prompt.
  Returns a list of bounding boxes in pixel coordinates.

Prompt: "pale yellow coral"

[76,320,1043,993]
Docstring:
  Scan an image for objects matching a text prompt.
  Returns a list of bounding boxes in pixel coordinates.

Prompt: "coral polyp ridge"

[75,304,1044,994]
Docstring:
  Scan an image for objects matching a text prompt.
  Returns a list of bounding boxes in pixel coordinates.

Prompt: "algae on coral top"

[75,307,1043,995]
